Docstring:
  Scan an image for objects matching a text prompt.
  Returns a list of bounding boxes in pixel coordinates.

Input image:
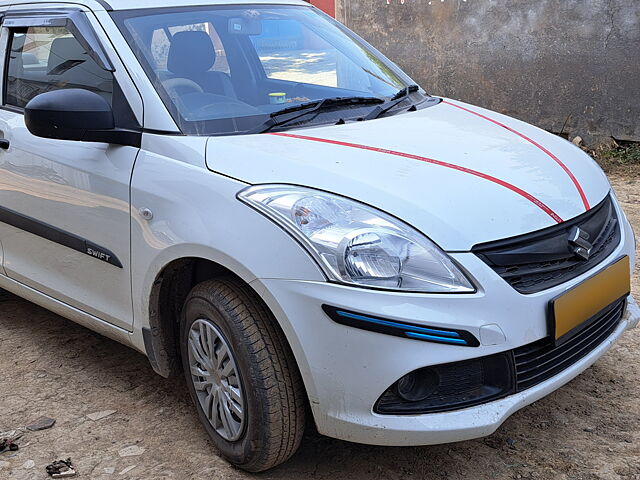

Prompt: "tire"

[179,277,306,472]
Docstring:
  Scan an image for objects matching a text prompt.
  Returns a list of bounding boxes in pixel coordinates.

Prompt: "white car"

[0,0,637,472]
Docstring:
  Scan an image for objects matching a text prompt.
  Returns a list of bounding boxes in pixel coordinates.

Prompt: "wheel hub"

[187,319,246,441]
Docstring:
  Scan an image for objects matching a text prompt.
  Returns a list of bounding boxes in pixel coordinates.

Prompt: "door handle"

[0,138,9,150]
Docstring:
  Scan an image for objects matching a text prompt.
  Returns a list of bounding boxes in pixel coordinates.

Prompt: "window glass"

[252,19,338,88]
[113,5,417,136]
[246,10,407,93]
[5,26,113,108]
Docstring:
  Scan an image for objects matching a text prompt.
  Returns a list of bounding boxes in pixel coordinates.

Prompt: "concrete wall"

[336,0,640,145]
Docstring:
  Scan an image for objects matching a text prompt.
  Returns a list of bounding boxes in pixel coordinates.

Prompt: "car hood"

[205,98,610,251]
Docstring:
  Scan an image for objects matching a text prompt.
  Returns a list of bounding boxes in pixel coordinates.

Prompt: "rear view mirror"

[228,17,262,36]
[25,89,140,147]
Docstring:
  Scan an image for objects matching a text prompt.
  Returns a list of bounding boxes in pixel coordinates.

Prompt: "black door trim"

[0,205,123,268]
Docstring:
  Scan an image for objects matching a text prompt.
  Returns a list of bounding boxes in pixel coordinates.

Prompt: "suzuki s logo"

[568,227,593,260]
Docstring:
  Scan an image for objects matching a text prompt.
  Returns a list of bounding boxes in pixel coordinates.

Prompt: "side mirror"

[25,89,140,147]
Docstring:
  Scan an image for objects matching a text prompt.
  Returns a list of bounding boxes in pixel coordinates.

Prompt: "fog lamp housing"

[375,353,515,414]
[396,368,440,402]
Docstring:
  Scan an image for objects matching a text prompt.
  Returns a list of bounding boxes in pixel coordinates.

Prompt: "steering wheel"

[162,78,204,96]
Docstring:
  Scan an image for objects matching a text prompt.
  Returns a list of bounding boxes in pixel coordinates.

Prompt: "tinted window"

[5,26,113,109]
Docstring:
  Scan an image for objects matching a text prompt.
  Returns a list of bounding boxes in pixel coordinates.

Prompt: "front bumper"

[323,306,635,446]
[252,203,638,446]
[340,305,638,446]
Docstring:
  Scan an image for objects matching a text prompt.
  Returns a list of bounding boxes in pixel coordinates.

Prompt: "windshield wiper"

[362,84,420,121]
[249,96,384,134]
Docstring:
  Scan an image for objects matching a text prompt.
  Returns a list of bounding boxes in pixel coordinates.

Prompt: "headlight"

[238,185,475,293]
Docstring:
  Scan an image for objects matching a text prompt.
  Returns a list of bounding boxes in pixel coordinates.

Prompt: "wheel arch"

[142,255,315,410]
[144,256,248,378]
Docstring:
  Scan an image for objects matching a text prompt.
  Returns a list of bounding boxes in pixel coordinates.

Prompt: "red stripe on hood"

[268,132,564,223]
[442,100,590,211]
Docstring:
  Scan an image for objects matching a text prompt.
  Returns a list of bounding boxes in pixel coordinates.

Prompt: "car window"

[113,5,416,136]
[5,26,113,109]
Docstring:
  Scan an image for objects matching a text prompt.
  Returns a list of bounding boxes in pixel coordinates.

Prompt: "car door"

[0,8,142,330]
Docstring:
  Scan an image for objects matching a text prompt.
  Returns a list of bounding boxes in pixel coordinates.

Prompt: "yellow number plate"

[551,256,630,343]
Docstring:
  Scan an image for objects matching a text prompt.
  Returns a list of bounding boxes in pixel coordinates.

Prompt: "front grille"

[473,195,621,294]
[514,298,626,391]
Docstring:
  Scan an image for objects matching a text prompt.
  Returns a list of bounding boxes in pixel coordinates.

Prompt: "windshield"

[112,5,422,135]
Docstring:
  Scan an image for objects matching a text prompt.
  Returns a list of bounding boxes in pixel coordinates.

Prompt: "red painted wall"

[309,0,335,17]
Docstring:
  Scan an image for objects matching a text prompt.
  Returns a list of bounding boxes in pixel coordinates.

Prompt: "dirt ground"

[1,174,639,480]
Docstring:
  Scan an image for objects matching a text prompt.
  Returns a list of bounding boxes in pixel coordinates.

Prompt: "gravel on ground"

[0,174,639,480]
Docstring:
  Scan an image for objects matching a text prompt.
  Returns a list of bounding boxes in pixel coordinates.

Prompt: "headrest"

[48,37,88,72]
[167,31,216,76]
[46,37,111,89]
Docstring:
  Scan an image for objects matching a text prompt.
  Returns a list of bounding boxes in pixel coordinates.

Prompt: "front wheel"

[180,277,306,472]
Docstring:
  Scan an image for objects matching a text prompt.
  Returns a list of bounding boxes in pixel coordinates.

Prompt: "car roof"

[0,0,311,12]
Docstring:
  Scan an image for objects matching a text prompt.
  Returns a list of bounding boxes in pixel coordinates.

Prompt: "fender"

[127,143,325,378]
